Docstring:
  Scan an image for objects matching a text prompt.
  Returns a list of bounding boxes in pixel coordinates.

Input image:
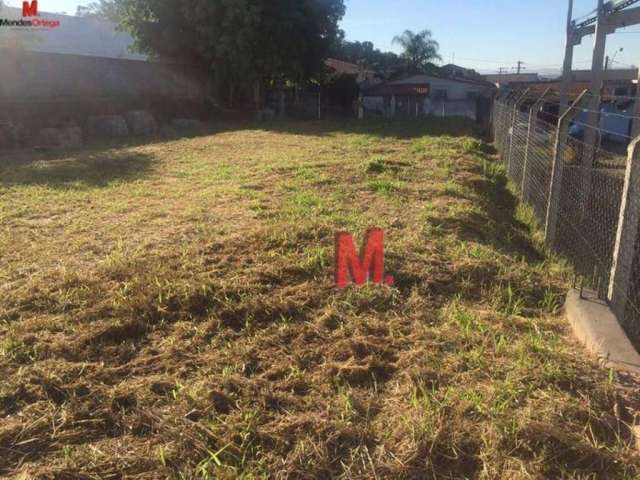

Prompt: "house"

[567,68,638,98]
[362,74,495,121]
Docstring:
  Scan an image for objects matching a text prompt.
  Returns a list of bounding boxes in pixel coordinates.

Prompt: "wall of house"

[390,76,489,101]
[425,78,486,101]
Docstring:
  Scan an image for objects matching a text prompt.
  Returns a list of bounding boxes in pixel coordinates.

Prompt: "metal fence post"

[545,90,589,249]
[498,91,516,161]
[507,89,530,177]
[608,135,640,319]
[522,88,550,202]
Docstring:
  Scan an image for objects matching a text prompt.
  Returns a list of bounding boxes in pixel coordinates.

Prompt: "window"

[433,89,448,100]
[614,87,628,97]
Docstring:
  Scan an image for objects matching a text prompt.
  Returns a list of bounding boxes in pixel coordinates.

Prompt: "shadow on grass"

[251,116,485,140]
[436,156,543,264]
[0,150,155,189]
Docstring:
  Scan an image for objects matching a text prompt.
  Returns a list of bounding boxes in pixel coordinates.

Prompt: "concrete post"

[507,88,530,178]
[545,90,589,249]
[609,135,640,320]
[583,0,609,168]
[559,0,575,114]
[632,70,640,138]
[522,88,551,202]
[497,91,516,163]
[358,95,364,120]
[390,95,396,118]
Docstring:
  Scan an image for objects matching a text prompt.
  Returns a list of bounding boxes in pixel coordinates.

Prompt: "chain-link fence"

[492,91,640,349]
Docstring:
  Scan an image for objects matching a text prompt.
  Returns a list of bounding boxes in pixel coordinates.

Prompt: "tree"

[76,0,121,22]
[337,40,400,72]
[117,0,346,107]
[392,29,441,73]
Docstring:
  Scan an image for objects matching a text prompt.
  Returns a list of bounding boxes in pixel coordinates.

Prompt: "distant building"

[362,73,495,121]
[0,5,146,60]
[568,68,638,98]
[504,69,638,100]
[483,73,540,87]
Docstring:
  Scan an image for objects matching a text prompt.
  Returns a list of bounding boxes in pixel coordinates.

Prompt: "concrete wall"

[0,49,208,134]
[0,49,204,102]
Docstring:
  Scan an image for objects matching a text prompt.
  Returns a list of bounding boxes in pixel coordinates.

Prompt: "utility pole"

[517,61,524,74]
[559,0,575,114]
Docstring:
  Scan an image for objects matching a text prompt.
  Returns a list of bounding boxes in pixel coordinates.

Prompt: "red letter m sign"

[22,0,38,17]
[334,229,394,289]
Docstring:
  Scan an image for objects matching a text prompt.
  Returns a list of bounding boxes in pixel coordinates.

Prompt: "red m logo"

[22,0,38,17]
[334,229,394,289]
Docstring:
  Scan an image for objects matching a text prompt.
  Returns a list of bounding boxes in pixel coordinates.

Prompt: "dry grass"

[1,119,639,479]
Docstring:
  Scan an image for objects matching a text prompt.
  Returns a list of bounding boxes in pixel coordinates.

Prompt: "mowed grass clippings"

[0,119,639,479]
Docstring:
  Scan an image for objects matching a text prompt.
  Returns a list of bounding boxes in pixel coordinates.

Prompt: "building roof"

[440,63,479,77]
[0,5,146,61]
[363,83,431,96]
[389,74,494,88]
[325,58,375,76]
[483,73,540,84]
[363,73,495,96]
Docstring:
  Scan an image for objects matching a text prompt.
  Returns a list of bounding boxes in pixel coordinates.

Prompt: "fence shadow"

[249,117,485,140]
[0,149,156,189]
[433,156,543,264]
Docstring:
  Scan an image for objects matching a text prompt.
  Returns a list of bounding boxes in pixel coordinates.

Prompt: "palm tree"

[392,29,441,73]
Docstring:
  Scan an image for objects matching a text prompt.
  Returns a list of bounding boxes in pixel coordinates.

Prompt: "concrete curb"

[564,288,640,375]
[565,288,640,451]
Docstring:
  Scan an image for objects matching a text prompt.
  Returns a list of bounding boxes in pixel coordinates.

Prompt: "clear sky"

[5,0,640,75]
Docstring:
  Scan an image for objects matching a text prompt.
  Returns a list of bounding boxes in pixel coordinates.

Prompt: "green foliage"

[336,40,399,71]
[462,138,482,154]
[368,178,403,194]
[366,157,388,174]
[392,29,441,73]
[117,0,346,103]
[76,0,121,21]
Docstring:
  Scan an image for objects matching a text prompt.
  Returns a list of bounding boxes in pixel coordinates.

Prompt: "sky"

[4,0,640,75]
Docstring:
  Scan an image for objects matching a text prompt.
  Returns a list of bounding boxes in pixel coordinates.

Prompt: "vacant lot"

[1,120,639,479]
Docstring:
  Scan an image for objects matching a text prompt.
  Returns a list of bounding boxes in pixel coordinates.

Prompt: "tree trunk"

[253,81,262,111]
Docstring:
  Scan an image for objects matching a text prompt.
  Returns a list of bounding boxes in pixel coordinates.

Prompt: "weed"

[368,178,404,194]
[366,157,388,174]
[462,137,482,154]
